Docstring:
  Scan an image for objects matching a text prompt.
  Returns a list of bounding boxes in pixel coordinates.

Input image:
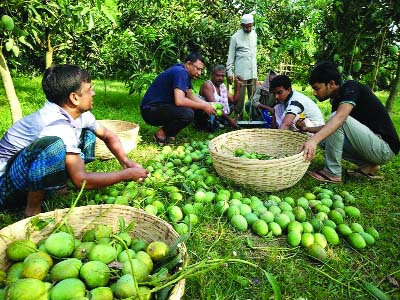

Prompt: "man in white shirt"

[226,13,257,120]
[0,64,148,217]
[270,75,325,130]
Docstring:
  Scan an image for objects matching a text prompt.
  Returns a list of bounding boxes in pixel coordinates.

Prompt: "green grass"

[1,76,399,300]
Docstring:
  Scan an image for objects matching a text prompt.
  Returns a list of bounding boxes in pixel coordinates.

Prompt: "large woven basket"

[95,120,139,160]
[0,204,186,299]
[209,129,310,192]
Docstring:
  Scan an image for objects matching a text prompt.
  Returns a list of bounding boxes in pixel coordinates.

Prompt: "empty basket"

[95,120,139,160]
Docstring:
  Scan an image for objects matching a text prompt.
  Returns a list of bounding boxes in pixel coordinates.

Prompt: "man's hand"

[295,118,307,132]
[203,102,216,115]
[228,76,233,85]
[121,159,143,169]
[125,166,149,183]
[228,117,240,129]
[300,140,318,161]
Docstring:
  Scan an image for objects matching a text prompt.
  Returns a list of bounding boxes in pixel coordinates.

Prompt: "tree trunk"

[45,32,54,69]
[0,50,23,123]
[45,49,53,69]
[386,53,400,112]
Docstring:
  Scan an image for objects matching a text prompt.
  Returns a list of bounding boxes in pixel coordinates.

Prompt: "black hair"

[184,52,205,64]
[42,64,91,106]
[309,61,342,85]
[270,74,291,90]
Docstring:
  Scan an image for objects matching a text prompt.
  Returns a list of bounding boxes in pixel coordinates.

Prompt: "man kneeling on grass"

[300,62,400,183]
[0,64,148,217]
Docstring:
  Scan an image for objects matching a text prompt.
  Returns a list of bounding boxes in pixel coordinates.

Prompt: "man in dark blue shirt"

[140,52,215,145]
[300,62,399,183]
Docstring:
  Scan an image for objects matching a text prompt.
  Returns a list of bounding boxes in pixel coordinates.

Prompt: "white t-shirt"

[0,101,99,176]
[284,90,325,126]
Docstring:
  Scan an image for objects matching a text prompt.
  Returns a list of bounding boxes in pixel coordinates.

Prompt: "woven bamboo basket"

[209,129,310,192]
[95,120,139,160]
[0,204,186,299]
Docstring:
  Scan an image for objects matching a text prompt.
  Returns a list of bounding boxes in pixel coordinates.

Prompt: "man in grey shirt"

[226,13,257,120]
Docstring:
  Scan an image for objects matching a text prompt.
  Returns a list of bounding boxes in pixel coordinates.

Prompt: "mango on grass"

[252,219,269,236]
[321,226,340,245]
[347,232,366,250]
[301,232,315,248]
[231,214,248,231]
[307,243,327,261]
[287,230,301,247]
[269,222,282,236]
[359,232,375,246]
[336,223,352,236]
[313,233,327,248]
[344,206,361,218]
[365,226,379,239]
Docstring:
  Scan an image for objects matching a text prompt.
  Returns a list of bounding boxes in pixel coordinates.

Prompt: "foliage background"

[1,0,399,95]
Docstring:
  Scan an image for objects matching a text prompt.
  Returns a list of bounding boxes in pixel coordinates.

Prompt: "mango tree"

[315,0,400,107]
[27,0,118,69]
[0,13,32,123]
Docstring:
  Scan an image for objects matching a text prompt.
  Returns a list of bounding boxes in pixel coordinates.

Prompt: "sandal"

[345,169,383,180]
[153,133,168,146]
[308,170,342,184]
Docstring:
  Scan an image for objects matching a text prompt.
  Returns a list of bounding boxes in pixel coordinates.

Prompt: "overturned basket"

[0,204,186,300]
[95,120,139,160]
[209,129,310,192]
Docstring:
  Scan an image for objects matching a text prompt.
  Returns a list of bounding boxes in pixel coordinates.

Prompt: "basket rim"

[208,128,308,163]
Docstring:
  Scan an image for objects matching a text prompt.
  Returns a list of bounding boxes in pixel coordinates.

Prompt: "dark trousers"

[141,104,194,137]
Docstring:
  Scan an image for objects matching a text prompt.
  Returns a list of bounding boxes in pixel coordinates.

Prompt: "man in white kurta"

[226,13,257,120]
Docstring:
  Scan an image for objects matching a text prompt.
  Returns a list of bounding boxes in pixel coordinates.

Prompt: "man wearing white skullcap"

[226,13,257,120]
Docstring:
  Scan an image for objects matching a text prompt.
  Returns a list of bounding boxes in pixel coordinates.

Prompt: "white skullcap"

[241,14,254,25]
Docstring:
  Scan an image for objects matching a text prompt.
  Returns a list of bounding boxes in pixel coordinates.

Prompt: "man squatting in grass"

[194,64,242,131]
[0,64,149,217]
[140,52,216,146]
[270,74,325,130]
[300,61,400,183]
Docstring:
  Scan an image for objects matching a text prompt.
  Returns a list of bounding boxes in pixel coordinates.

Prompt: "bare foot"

[359,165,380,175]
[155,128,167,140]
[25,190,45,218]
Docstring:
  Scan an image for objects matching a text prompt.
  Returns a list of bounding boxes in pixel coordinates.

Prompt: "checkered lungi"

[0,130,96,207]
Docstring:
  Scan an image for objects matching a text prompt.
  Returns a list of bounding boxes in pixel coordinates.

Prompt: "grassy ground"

[0,76,399,300]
